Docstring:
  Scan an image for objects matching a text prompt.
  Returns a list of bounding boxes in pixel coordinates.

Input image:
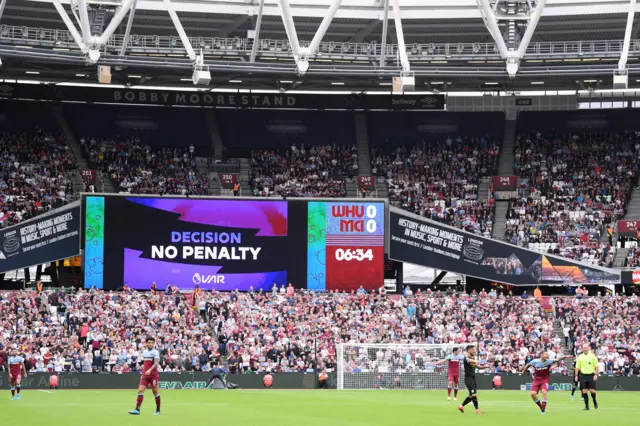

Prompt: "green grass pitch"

[1,389,638,426]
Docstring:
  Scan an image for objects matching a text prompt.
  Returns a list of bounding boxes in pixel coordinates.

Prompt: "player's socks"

[447,387,452,397]
[471,397,479,410]
[136,393,144,410]
[454,388,458,398]
[541,400,547,412]
[583,394,589,409]
[571,386,576,397]
[461,396,473,406]
[534,399,542,409]
[10,387,15,397]
[155,393,161,411]
[16,385,20,395]
[591,393,597,409]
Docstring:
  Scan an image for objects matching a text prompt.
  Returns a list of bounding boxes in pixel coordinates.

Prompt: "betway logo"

[392,99,417,105]
[391,97,439,107]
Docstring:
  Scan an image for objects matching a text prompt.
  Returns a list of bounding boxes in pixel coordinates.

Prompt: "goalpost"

[337,343,477,390]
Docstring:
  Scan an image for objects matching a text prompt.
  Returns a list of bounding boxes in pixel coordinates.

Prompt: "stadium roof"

[0,0,639,92]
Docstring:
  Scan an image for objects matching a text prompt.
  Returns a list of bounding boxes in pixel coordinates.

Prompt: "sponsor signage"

[633,270,640,285]
[0,204,80,273]
[492,175,517,191]
[516,98,533,106]
[358,175,376,190]
[0,83,445,110]
[219,173,238,189]
[520,382,574,391]
[617,220,640,237]
[388,207,620,285]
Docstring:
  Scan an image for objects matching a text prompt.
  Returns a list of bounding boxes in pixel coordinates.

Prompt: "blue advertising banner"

[0,203,80,273]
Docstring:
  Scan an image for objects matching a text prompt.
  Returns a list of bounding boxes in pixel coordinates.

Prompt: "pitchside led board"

[389,207,620,285]
[82,195,385,292]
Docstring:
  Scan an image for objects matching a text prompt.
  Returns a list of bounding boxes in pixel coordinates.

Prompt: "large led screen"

[83,196,385,292]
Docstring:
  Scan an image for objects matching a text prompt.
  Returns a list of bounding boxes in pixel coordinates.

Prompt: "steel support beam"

[390,0,409,72]
[249,0,265,63]
[277,0,301,60]
[52,0,86,52]
[161,0,197,61]
[379,0,390,67]
[619,0,637,70]
[477,0,509,58]
[98,0,136,45]
[0,0,7,22]
[516,0,547,58]
[307,0,342,56]
[76,0,92,43]
[120,0,138,56]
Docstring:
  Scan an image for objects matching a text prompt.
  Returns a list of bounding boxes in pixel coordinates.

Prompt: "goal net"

[337,343,476,390]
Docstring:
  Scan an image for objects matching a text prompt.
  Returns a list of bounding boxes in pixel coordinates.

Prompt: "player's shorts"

[531,381,549,393]
[464,377,477,395]
[10,375,21,384]
[580,374,596,390]
[140,375,159,388]
[448,373,460,383]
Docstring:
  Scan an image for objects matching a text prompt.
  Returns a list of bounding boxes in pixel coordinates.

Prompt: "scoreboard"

[308,201,385,291]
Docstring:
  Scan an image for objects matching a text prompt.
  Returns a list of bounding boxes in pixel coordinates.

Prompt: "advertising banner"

[0,372,332,390]
[389,207,620,285]
[491,175,517,191]
[0,83,445,110]
[617,220,640,237]
[0,203,80,273]
[83,195,385,292]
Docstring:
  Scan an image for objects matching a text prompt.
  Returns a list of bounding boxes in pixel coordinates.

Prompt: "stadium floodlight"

[87,48,101,64]
[506,57,519,78]
[337,343,476,390]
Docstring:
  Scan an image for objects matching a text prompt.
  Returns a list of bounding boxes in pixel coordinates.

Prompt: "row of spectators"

[0,131,76,228]
[506,131,637,265]
[373,137,500,236]
[249,144,356,198]
[1,288,636,375]
[557,296,639,375]
[80,137,210,196]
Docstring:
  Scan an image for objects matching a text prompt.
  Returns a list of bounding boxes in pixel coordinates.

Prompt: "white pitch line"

[38,390,52,394]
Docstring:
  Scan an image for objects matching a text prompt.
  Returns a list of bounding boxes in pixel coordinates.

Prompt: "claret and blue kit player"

[7,348,27,401]
[128,336,161,416]
[521,352,571,414]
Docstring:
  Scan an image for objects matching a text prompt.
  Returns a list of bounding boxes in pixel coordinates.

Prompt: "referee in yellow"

[574,343,599,410]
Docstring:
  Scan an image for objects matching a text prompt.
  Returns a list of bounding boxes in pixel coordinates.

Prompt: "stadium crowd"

[249,145,357,198]
[1,287,636,376]
[556,295,640,375]
[0,131,77,228]
[373,137,500,236]
[505,131,637,266]
[80,137,210,196]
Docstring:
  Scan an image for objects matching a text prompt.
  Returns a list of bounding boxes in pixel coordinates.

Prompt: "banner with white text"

[0,203,80,273]
[389,207,620,285]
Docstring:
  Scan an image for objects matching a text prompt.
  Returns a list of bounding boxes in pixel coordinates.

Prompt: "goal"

[337,343,475,390]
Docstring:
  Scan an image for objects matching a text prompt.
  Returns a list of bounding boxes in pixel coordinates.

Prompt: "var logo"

[192,273,225,285]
